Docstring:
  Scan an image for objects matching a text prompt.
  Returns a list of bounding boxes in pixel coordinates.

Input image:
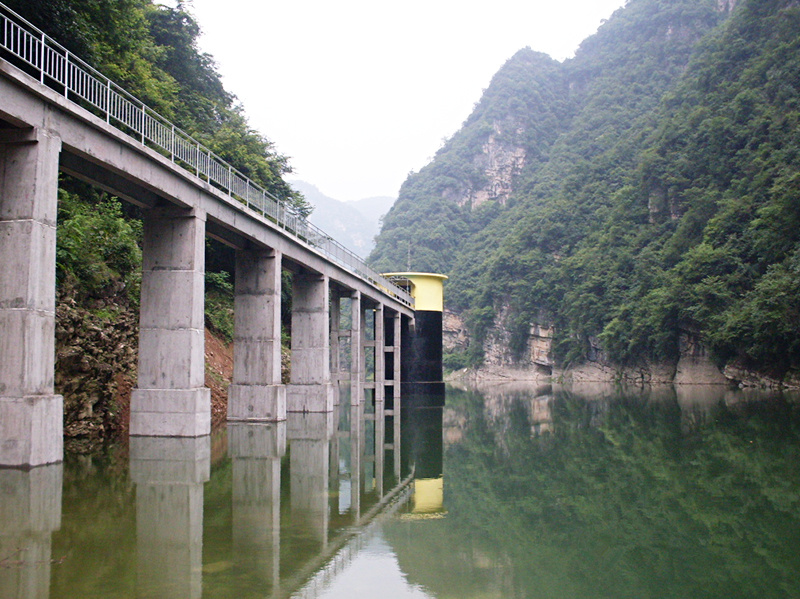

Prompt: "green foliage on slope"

[56,187,143,304]
[372,0,800,379]
[370,48,566,275]
[5,0,308,213]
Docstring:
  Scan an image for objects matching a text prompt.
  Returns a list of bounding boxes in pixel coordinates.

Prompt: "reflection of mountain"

[291,180,393,258]
[387,386,800,599]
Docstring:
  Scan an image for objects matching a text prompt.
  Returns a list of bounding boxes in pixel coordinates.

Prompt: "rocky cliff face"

[441,123,527,210]
[444,305,799,388]
[468,125,527,209]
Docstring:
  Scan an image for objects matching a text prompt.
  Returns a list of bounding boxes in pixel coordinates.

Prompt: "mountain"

[350,195,396,227]
[291,180,393,258]
[370,0,800,386]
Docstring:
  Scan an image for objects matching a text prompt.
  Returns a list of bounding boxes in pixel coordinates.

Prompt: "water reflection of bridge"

[131,395,410,598]
[0,383,448,598]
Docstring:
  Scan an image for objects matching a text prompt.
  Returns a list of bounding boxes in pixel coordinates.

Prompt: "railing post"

[39,32,44,83]
[106,80,111,124]
[64,50,69,97]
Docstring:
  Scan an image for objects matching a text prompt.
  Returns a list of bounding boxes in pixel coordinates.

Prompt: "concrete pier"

[329,288,345,406]
[385,311,402,408]
[329,288,342,380]
[373,304,385,404]
[350,291,363,406]
[228,249,286,421]
[0,128,63,467]
[130,436,210,599]
[287,273,334,412]
[131,207,211,437]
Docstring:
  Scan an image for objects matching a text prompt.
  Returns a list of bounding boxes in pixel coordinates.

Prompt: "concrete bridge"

[0,5,419,467]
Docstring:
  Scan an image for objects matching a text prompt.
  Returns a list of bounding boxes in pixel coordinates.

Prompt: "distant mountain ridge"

[290,180,393,258]
[370,0,800,386]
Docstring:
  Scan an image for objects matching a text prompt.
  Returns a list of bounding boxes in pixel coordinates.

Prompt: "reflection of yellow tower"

[412,477,445,516]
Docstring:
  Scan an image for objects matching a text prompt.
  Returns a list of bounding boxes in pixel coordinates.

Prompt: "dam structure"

[0,4,436,467]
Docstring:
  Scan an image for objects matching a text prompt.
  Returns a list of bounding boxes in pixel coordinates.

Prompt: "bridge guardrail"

[0,2,413,309]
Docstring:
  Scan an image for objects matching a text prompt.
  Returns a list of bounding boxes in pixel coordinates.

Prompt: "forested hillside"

[4,0,304,440]
[371,0,800,385]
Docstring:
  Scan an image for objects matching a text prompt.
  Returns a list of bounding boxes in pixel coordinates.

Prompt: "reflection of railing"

[0,2,413,309]
[288,472,414,598]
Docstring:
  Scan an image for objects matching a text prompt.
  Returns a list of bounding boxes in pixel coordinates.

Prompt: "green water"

[2,384,800,598]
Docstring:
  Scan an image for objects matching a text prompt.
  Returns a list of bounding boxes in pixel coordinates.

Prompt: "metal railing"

[0,2,413,308]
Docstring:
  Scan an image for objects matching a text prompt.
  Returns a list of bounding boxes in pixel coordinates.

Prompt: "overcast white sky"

[182,0,625,202]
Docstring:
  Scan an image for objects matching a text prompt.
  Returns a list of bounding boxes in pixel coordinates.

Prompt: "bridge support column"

[0,128,63,467]
[350,291,363,405]
[228,249,285,421]
[389,311,402,473]
[287,273,334,412]
[131,207,210,436]
[374,304,385,404]
[329,287,344,406]
[384,310,401,409]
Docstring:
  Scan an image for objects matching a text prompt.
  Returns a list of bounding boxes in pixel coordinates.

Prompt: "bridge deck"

[0,3,412,312]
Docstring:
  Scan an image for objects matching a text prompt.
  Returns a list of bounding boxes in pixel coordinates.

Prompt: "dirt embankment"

[56,294,235,452]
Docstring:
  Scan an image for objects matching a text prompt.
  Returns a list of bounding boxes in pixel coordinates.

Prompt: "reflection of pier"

[130,436,210,599]
[288,412,335,548]
[288,406,445,597]
[0,464,62,599]
[223,387,411,598]
[229,422,286,598]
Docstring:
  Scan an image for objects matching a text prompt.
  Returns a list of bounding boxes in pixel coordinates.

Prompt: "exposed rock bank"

[444,308,800,389]
[55,292,236,451]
